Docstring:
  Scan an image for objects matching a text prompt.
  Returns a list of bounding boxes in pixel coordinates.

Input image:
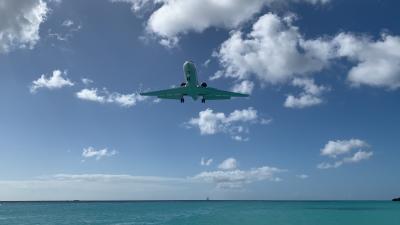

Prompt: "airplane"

[140,61,249,103]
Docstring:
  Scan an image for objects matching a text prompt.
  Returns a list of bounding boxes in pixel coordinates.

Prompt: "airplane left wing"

[140,87,186,99]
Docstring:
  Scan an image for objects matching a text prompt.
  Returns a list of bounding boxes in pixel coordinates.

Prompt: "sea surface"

[0,201,399,225]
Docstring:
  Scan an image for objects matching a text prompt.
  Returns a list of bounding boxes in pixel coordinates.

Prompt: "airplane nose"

[183,61,193,69]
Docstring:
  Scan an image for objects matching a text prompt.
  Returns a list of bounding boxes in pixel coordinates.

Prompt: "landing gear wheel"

[180,97,184,103]
[201,98,205,103]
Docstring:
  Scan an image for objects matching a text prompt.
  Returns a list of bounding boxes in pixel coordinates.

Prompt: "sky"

[0,0,399,200]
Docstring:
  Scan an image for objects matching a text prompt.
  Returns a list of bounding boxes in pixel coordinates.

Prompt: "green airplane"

[140,61,249,103]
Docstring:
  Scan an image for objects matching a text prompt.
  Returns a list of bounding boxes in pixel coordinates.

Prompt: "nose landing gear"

[201,98,205,103]
[180,97,184,103]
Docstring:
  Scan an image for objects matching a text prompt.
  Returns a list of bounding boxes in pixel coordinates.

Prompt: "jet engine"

[180,82,187,87]
[200,82,207,88]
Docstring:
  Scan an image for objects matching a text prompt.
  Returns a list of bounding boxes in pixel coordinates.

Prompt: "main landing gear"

[180,97,205,103]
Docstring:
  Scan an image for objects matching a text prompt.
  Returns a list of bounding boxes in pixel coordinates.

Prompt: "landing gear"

[201,98,205,103]
[180,97,184,103]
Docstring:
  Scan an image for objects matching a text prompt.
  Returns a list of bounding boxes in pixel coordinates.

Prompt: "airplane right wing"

[140,87,187,99]
[199,87,249,100]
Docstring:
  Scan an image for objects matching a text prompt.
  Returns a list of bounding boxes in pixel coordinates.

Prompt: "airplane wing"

[140,86,249,100]
[199,87,249,100]
[140,87,186,99]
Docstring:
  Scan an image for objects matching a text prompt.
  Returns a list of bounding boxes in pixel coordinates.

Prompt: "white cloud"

[111,0,329,46]
[203,59,211,68]
[48,19,82,42]
[110,0,157,14]
[284,78,329,108]
[47,0,62,4]
[76,88,148,107]
[0,173,193,201]
[318,139,373,169]
[0,0,48,53]
[317,161,343,169]
[260,118,272,125]
[193,165,285,189]
[231,80,255,94]
[81,78,94,85]
[50,173,181,182]
[0,167,287,200]
[218,158,237,170]
[284,95,321,109]
[200,157,213,166]
[30,70,74,93]
[296,174,309,179]
[317,151,372,169]
[215,13,400,93]
[321,139,368,158]
[112,92,148,107]
[343,150,373,163]
[76,88,105,103]
[333,33,400,89]
[82,146,117,160]
[62,19,74,27]
[0,153,289,199]
[187,107,265,140]
[214,13,335,84]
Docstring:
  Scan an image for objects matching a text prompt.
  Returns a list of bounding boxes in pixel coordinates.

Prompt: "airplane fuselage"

[183,61,199,86]
[183,61,200,100]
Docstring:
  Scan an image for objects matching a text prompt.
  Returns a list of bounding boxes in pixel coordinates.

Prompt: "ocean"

[0,201,399,225]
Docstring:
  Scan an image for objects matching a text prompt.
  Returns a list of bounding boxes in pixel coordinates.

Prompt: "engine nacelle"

[200,82,207,88]
[180,82,187,87]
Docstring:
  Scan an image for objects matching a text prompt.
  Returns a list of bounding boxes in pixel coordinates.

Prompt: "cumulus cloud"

[214,13,335,84]
[76,88,148,107]
[76,88,105,103]
[218,158,237,170]
[344,150,373,162]
[111,0,329,46]
[284,78,329,108]
[82,146,117,160]
[200,157,213,166]
[333,33,400,89]
[321,139,368,158]
[0,0,48,53]
[215,13,400,93]
[318,139,373,169]
[115,1,400,90]
[231,80,255,94]
[193,165,285,189]
[186,107,267,140]
[30,70,74,93]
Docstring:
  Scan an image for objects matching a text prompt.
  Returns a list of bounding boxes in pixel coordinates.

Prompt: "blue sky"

[0,0,399,200]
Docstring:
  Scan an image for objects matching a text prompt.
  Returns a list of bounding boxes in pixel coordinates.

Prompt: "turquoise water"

[0,201,399,225]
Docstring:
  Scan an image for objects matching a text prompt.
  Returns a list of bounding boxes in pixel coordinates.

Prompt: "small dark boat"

[392,197,400,201]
